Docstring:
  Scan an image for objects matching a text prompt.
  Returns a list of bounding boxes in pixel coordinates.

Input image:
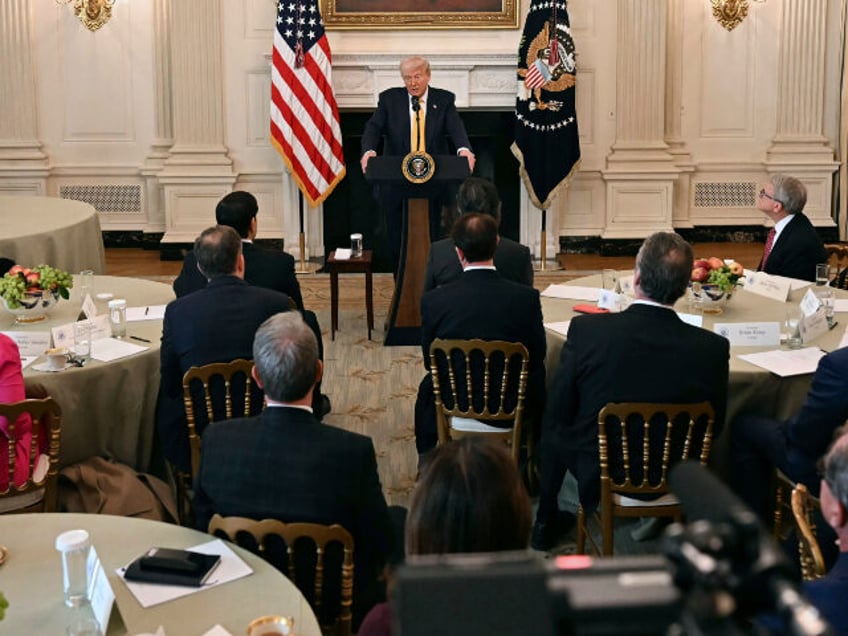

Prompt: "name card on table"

[88,546,119,635]
[743,272,792,302]
[799,309,829,344]
[800,288,822,317]
[713,322,781,347]
[541,285,600,301]
[597,290,624,312]
[52,315,111,348]
[0,330,51,356]
[81,293,97,319]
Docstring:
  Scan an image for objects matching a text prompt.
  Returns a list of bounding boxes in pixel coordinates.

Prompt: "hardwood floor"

[105,242,766,277]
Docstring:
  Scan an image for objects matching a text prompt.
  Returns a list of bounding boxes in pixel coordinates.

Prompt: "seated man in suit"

[732,346,848,520]
[156,225,295,474]
[194,311,397,628]
[756,174,826,282]
[423,176,533,292]
[532,232,730,551]
[173,191,302,307]
[173,191,330,417]
[414,213,546,460]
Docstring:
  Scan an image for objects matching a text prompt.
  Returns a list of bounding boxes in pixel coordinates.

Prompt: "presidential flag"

[270,0,345,207]
[512,0,581,210]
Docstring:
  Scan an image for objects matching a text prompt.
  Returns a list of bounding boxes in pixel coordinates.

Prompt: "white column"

[158,0,235,243]
[665,0,694,228]
[765,0,837,226]
[601,0,680,238]
[140,0,173,236]
[0,0,48,195]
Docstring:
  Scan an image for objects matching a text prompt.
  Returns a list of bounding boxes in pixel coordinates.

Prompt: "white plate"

[31,361,71,373]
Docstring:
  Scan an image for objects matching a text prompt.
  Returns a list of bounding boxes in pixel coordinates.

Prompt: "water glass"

[817,288,835,328]
[784,307,803,349]
[66,616,101,636]
[602,269,618,291]
[78,270,94,299]
[815,263,830,287]
[73,320,92,362]
[108,299,127,338]
[350,233,363,258]
[55,529,91,608]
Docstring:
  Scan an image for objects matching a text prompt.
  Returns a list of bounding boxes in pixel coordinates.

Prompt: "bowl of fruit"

[690,257,745,315]
[0,264,73,324]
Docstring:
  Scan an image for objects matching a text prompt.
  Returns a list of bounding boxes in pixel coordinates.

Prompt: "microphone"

[669,461,831,635]
[411,95,420,112]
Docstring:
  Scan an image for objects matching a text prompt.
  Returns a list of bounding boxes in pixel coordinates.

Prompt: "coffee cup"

[45,348,69,370]
[246,615,294,636]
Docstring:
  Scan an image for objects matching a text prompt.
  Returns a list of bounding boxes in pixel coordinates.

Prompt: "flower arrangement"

[0,264,73,309]
[690,257,744,293]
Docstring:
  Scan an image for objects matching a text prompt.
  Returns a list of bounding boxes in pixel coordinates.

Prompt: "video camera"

[392,462,832,636]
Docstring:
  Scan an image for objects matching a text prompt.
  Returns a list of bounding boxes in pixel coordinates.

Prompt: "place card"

[799,309,829,344]
[81,293,97,319]
[712,321,781,347]
[544,320,571,337]
[597,289,624,312]
[52,315,111,348]
[334,248,352,260]
[738,347,825,377]
[800,288,821,317]
[743,271,792,302]
[88,546,118,635]
[618,275,635,296]
[0,330,51,356]
[541,285,600,301]
[676,312,704,328]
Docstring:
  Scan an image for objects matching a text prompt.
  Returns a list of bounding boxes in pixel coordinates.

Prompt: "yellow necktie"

[411,100,426,152]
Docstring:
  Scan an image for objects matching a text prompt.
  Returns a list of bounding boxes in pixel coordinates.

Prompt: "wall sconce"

[56,0,116,32]
[711,0,766,31]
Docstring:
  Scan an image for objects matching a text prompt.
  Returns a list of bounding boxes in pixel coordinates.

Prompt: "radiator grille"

[693,182,756,208]
[59,184,143,214]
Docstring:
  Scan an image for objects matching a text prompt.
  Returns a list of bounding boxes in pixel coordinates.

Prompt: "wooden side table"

[327,250,374,341]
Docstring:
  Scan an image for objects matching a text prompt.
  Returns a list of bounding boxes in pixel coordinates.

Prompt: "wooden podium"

[365,155,469,346]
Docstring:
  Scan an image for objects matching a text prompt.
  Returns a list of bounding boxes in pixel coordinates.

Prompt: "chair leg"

[576,505,586,554]
[601,507,614,556]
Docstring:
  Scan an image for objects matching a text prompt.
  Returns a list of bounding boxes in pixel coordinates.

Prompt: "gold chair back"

[790,483,826,581]
[428,339,529,463]
[825,243,848,289]
[0,397,62,513]
[577,401,715,555]
[209,514,354,636]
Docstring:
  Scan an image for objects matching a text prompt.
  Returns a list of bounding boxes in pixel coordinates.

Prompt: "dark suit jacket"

[173,242,304,309]
[415,269,546,453]
[804,552,848,634]
[758,213,827,282]
[155,276,292,472]
[542,303,729,507]
[361,86,471,158]
[193,406,394,623]
[423,237,533,292]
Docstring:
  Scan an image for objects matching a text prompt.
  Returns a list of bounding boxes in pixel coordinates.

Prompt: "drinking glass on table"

[817,288,835,328]
[78,270,94,301]
[73,320,92,362]
[784,307,803,349]
[602,269,618,291]
[816,263,830,287]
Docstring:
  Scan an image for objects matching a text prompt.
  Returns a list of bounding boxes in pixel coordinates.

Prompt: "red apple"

[8,265,23,276]
[707,257,724,270]
[691,267,709,282]
[729,262,744,276]
[694,259,710,270]
[25,272,40,284]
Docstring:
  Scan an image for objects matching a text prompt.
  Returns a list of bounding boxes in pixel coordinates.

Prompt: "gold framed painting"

[320,0,518,29]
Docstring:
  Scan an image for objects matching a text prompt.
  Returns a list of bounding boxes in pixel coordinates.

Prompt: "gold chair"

[576,401,715,556]
[825,243,848,289]
[0,397,62,513]
[175,359,259,524]
[209,514,354,636]
[429,339,529,464]
[774,472,826,581]
[772,469,795,543]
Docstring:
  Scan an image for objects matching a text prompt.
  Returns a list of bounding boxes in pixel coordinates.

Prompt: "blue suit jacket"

[155,276,292,472]
[361,86,471,158]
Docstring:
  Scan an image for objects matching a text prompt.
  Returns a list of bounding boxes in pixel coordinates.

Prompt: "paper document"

[544,321,571,337]
[541,285,600,301]
[334,248,352,260]
[834,299,848,313]
[20,356,37,369]
[737,347,825,377]
[117,539,253,609]
[91,337,148,362]
[126,305,167,322]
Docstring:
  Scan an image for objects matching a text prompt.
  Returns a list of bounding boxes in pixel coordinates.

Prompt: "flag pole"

[539,208,547,271]
[296,190,309,274]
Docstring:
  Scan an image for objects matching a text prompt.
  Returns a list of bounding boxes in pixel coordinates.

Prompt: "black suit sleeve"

[440,92,472,152]
[173,252,207,298]
[423,247,438,293]
[361,92,390,156]
[519,245,534,287]
[351,438,394,574]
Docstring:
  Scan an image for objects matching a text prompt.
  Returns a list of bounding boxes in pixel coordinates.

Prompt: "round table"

[542,273,847,477]
[5,275,174,471]
[0,196,106,274]
[0,513,321,635]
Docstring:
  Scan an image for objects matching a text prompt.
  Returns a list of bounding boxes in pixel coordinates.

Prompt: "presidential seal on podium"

[401,151,435,184]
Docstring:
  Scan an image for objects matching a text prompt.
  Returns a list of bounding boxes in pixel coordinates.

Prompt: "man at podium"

[360,55,475,272]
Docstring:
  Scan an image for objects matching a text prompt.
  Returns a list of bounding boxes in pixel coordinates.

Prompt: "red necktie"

[761,227,776,269]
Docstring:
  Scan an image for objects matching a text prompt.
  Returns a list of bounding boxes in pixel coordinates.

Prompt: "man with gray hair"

[193,311,396,628]
[423,176,533,291]
[756,173,826,281]
[532,232,730,551]
[156,225,296,473]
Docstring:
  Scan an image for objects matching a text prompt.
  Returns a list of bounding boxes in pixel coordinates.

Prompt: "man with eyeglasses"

[756,174,826,282]
[360,55,475,273]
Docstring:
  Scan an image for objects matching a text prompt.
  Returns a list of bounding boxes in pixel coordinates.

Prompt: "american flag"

[270,0,345,207]
[524,59,552,90]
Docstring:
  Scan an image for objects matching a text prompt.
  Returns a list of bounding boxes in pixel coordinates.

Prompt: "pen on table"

[829,321,839,331]
[130,335,151,343]
[144,306,149,316]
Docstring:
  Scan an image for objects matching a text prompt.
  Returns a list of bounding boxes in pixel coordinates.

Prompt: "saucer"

[32,361,71,373]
